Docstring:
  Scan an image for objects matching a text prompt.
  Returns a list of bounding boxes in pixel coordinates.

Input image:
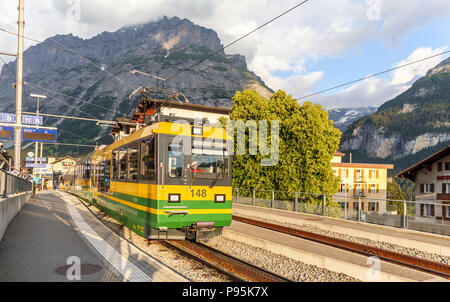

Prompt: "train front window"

[191,146,228,178]
[168,143,183,178]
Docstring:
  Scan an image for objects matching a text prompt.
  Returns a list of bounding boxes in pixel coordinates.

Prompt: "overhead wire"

[0,53,123,119]
[153,0,310,115]
[297,50,450,100]
[0,26,139,93]
[164,0,310,84]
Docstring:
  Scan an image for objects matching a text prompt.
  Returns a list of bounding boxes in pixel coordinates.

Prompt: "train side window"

[85,161,91,179]
[112,150,119,180]
[98,162,105,192]
[118,147,127,180]
[128,144,139,181]
[98,160,111,193]
[140,137,156,179]
[104,160,111,192]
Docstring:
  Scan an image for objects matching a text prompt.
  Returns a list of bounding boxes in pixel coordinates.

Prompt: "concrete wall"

[0,192,32,241]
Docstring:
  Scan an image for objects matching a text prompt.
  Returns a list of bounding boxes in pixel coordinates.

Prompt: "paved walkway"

[0,191,187,282]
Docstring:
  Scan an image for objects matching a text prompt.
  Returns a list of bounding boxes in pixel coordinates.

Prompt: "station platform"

[0,191,187,282]
[232,203,450,257]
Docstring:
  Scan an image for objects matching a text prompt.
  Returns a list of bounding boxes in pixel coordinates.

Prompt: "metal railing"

[232,188,450,236]
[0,169,33,197]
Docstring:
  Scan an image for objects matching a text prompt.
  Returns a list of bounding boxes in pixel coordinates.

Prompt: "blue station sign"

[0,126,14,140]
[0,113,43,125]
[22,128,57,143]
[26,163,48,168]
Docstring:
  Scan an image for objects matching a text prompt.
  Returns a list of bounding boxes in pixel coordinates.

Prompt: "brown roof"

[52,156,76,165]
[334,151,345,157]
[397,145,450,181]
[332,163,394,169]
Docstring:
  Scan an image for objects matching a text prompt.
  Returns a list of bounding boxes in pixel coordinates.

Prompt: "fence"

[232,188,450,236]
[0,169,33,197]
[0,169,33,240]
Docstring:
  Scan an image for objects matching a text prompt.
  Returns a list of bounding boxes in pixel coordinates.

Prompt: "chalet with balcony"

[397,145,450,221]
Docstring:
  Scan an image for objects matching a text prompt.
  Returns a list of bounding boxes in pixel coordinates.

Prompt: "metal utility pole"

[30,94,46,166]
[14,0,25,171]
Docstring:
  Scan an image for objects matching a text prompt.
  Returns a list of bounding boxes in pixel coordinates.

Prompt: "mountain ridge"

[340,56,450,171]
[0,16,273,156]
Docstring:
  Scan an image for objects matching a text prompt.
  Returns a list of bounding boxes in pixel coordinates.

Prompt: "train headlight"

[214,194,225,203]
[168,193,181,203]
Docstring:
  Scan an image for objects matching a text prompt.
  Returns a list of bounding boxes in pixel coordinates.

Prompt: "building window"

[421,204,435,217]
[442,183,450,194]
[340,169,347,178]
[369,169,377,179]
[421,184,435,193]
[339,202,346,210]
[445,162,450,171]
[356,169,362,179]
[369,202,377,211]
[369,184,376,193]
[424,204,432,216]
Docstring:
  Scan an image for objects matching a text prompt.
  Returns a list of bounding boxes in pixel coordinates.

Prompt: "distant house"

[331,151,394,215]
[52,156,77,187]
[397,146,450,221]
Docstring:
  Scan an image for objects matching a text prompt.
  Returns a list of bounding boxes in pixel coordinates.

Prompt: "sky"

[0,0,449,109]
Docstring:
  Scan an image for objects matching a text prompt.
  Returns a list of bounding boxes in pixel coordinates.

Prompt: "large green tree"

[228,89,342,197]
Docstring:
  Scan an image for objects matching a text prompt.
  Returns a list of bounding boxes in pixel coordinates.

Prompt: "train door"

[92,161,98,202]
[161,135,189,224]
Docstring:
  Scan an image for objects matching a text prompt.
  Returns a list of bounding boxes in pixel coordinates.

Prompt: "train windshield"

[191,141,228,178]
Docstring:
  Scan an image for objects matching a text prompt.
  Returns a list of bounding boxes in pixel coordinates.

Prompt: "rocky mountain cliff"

[340,56,450,171]
[0,16,272,154]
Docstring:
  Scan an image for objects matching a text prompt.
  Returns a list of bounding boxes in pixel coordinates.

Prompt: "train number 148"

[191,189,207,198]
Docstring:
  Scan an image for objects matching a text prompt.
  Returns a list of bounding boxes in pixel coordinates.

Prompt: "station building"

[397,145,450,221]
[52,156,77,188]
[331,152,394,215]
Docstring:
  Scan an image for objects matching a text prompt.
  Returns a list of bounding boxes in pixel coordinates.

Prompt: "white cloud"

[390,46,448,85]
[269,71,324,98]
[310,46,448,109]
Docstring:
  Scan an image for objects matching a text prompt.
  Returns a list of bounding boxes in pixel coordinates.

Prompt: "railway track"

[233,215,450,280]
[160,240,292,282]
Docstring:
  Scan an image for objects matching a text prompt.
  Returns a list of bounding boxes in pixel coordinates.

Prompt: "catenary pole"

[14,0,24,170]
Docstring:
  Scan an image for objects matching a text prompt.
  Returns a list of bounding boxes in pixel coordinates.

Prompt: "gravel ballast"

[236,212,450,265]
[206,236,359,282]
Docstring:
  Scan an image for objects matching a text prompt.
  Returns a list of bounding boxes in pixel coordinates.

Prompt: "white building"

[397,146,450,221]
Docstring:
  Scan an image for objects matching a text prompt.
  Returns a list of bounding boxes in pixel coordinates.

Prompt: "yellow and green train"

[60,118,233,241]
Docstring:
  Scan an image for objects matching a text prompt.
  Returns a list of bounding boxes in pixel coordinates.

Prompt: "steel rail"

[161,240,292,282]
[233,215,450,280]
